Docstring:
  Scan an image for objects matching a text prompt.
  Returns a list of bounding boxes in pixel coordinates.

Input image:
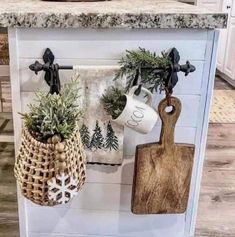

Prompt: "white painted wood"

[198,0,235,84]
[20,91,198,157]
[197,0,221,10]
[217,0,232,71]
[124,126,196,156]
[85,158,134,185]
[27,183,132,212]
[232,0,235,16]
[223,17,235,80]
[17,28,208,42]
[18,40,206,61]
[8,28,28,237]
[17,29,207,61]
[218,0,235,84]
[8,27,219,237]
[29,234,116,237]
[27,207,185,237]
[20,92,200,128]
[186,31,219,237]
[19,59,204,95]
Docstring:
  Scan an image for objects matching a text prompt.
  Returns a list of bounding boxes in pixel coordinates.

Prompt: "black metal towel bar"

[29,48,73,94]
[29,48,196,95]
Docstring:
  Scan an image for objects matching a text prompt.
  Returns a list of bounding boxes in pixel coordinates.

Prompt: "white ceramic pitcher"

[113,86,158,134]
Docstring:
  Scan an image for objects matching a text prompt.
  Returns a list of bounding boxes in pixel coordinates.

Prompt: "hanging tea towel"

[73,65,125,165]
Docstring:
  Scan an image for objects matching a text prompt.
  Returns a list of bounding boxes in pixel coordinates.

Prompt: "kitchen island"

[0,1,227,237]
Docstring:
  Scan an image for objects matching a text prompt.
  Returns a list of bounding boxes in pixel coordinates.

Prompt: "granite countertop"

[0,0,227,29]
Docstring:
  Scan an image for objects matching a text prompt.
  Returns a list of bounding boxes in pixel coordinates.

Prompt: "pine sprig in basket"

[114,48,172,93]
[20,79,83,143]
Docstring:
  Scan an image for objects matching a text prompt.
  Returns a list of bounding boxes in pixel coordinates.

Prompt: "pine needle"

[100,86,126,119]
[114,48,171,93]
[20,78,83,143]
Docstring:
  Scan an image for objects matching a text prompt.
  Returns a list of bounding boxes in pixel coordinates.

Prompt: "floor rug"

[210,90,235,123]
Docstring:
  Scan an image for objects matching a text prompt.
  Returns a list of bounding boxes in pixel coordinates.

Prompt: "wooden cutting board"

[131,97,194,214]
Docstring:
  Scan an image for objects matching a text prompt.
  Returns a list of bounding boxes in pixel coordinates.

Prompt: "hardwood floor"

[214,76,234,90]
[0,76,234,237]
[196,124,235,237]
[0,143,19,237]
[195,78,235,237]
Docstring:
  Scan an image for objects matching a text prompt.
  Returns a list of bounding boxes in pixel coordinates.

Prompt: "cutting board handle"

[158,97,182,149]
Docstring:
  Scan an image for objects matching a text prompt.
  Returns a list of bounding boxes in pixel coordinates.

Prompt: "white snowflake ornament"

[47,173,78,205]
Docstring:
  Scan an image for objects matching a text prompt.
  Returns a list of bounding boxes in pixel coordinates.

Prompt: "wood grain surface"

[196,123,235,237]
[0,34,9,65]
[131,97,195,214]
[44,0,107,2]
[0,143,19,237]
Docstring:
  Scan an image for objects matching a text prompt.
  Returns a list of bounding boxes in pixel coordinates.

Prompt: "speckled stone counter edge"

[0,13,227,29]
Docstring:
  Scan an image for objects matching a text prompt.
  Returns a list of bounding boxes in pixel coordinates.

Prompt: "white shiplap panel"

[19,59,204,95]
[17,28,208,42]
[86,158,134,185]
[29,233,115,237]
[17,29,207,61]
[27,183,132,212]
[124,126,196,156]
[20,91,197,157]
[27,206,185,237]
[20,91,197,156]
[153,94,201,127]
[18,40,207,61]
[20,92,200,128]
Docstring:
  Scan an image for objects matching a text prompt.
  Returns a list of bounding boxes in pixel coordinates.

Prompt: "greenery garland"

[114,48,172,93]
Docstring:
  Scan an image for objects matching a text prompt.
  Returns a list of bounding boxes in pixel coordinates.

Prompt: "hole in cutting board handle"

[164,105,175,115]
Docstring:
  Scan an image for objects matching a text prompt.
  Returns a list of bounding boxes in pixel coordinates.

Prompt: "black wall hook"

[166,47,196,94]
[29,48,73,94]
[29,48,196,96]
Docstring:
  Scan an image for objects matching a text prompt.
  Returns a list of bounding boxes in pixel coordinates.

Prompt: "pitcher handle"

[128,86,153,106]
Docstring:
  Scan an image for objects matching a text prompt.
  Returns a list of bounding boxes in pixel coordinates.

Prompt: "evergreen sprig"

[20,79,83,143]
[114,48,172,93]
[101,86,126,119]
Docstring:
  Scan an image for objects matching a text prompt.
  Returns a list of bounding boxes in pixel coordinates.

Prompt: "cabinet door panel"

[217,29,228,71]
[232,0,235,16]
[217,0,232,71]
[224,18,235,80]
[197,0,221,11]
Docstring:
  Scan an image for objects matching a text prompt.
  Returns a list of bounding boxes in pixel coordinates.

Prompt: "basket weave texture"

[14,125,86,206]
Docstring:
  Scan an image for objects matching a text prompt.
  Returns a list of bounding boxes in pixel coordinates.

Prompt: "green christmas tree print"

[79,124,90,149]
[90,121,104,150]
[105,121,119,151]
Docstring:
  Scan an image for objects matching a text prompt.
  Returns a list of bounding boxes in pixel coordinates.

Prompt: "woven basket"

[14,125,86,206]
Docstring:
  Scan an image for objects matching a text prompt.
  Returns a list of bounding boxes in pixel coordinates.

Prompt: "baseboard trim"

[216,69,235,88]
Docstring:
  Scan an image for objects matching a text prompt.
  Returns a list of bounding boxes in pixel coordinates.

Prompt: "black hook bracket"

[133,48,196,97]
[29,48,73,94]
[29,48,196,97]
[166,47,196,94]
